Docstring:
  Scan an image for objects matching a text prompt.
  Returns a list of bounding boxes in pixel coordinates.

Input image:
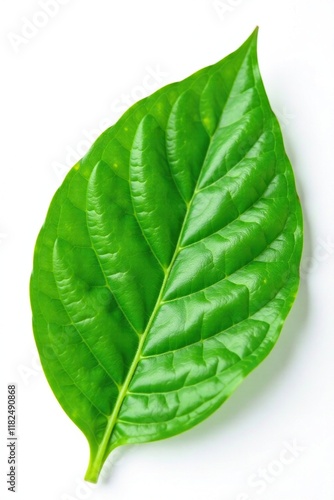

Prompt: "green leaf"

[30,28,303,483]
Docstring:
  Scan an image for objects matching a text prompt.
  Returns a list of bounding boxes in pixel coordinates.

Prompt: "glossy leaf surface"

[30,29,303,482]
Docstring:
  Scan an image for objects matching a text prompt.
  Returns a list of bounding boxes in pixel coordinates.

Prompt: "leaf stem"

[85,456,103,484]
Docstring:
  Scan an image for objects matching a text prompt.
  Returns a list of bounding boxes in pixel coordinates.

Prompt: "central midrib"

[87,47,252,479]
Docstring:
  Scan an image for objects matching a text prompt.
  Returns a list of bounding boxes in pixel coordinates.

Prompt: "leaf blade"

[30,28,303,483]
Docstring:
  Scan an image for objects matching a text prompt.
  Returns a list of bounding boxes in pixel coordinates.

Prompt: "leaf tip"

[231,27,259,61]
[246,26,259,46]
[230,27,259,65]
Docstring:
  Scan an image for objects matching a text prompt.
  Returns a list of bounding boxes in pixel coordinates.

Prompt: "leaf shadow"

[98,444,135,486]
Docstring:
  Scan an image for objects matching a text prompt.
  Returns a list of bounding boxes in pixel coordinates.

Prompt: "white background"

[1,0,334,499]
